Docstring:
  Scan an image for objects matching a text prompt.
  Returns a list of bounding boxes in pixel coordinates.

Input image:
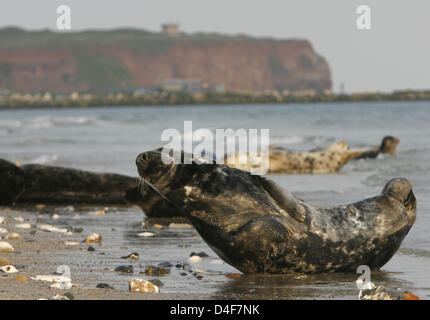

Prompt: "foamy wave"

[29,154,59,165]
[0,115,109,130]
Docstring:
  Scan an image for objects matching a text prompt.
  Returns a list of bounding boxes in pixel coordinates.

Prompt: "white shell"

[0,265,18,273]
[15,223,31,229]
[137,232,154,237]
[0,241,14,253]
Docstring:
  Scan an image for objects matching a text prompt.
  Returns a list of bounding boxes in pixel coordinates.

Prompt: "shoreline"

[1,91,430,110]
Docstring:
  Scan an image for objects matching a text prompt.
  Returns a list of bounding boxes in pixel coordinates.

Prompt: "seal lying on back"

[136,149,416,273]
[226,141,366,174]
[354,136,400,160]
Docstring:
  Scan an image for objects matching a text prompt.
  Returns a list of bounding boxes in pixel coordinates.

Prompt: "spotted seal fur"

[136,149,416,273]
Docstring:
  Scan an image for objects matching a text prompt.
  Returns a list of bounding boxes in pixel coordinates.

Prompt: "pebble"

[0,217,4,224]
[15,275,28,282]
[35,204,45,210]
[52,214,61,220]
[96,283,115,290]
[399,291,422,300]
[128,278,159,293]
[0,265,18,273]
[73,227,83,233]
[87,246,96,252]
[5,232,20,240]
[121,252,139,260]
[86,233,103,243]
[114,265,133,273]
[0,241,14,253]
[153,224,163,229]
[169,223,192,229]
[158,262,173,268]
[51,293,74,300]
[0,228,7,234]
[190,251,209,257]
[89,210,106,215]
[188,255,202,263]
[39,224,69,233]
[0,257,10,267]
[141,265,169,276]
[64,241,80,246]
[149,279,164,288]
[15,223,32,229]
[14,217,24,222]
[137,232,154,237]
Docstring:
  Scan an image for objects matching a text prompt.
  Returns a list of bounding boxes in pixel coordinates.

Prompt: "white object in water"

[137,232,154,237]
[0,265,19,273]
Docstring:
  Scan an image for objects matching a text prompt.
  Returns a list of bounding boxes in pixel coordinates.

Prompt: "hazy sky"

[1,0,429,93]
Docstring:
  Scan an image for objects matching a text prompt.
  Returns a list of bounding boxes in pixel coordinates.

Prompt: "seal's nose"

[136,152,149,173]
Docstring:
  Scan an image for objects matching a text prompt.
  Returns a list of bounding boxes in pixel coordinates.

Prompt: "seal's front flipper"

[252,175,306,223]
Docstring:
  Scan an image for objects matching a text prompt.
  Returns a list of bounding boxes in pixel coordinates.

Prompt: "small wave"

[29,154,59,165]
[271,135,304,146]
[399,248,430,258]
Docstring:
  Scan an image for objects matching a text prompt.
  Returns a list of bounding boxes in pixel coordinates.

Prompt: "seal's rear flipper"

[252,175,306,223]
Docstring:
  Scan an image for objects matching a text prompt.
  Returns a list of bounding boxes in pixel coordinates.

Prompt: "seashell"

[128,278,159,293]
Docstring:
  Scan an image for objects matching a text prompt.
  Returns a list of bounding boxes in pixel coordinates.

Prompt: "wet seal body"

[136,149,416,273]
[354,136,400,160]
[0,159,143,206]
[226,141,366,174]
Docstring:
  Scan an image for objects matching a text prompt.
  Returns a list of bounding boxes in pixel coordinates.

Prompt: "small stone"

[189,251,209,258]
[87,246,95,252]
[96,283,115,290]
[52,214,61,219]
[149,279,164,288]
[6,232,20,240]
[64,292,75,300]
[51,294,70,300]
[0,217,4,224]
[73,227,83,233]
[129,278,159,293]
[153,224,163,229]
[39,224,68,233]
[0,265,18,273]
[188,255,201,263]
[180,272,187,276]
[15,223,31,229]
[86,232,102,243]
[15,275,28,282]
[158,262,173,268]
[169,223,192,229]
[399,291,422,300]
[0,241,14,253]
[64,206,75,212]
[121,252,139,260]
[0,228,7,234]
[137,232,154,237]
[141,265,169,276]
[65,241,80,246]
[35,204,46,210]
[114,265,133,273]
[14,217,24,222]
[0,257,10,267]
[89,210,106,215]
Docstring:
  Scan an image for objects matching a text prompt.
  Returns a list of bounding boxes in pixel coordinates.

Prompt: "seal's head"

[379,136,400,155]
[381,177,416,225]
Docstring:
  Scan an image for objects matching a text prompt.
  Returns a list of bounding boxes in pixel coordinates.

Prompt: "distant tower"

[162,23,180,36]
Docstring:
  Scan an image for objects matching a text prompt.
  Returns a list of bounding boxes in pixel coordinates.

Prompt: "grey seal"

[136,149,416,273]
[354,136,400,160]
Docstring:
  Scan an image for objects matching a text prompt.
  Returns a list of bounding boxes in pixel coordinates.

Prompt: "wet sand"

[1,204,422,300]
